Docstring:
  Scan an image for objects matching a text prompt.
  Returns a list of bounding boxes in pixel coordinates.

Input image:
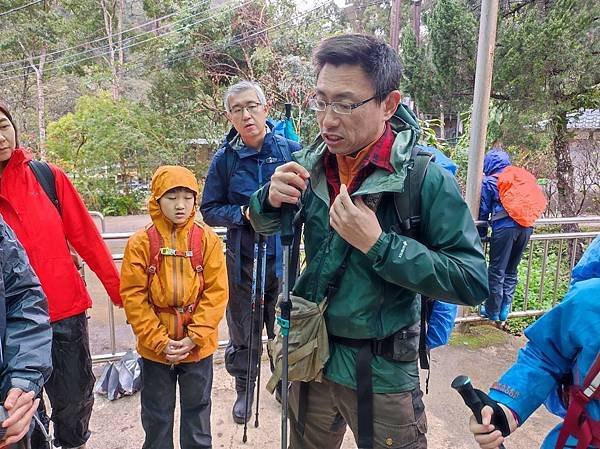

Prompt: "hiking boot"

[479,305,499,322]
[232,378,255,425]
[499,304,511,322]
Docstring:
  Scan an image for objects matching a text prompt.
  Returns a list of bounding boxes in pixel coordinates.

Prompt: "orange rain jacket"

[121,166,228,363]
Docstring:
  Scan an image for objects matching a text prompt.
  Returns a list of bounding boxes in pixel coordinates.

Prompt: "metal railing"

[88,215,600,363]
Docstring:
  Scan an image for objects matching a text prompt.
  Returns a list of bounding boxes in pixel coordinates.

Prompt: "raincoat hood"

[483,149,511,176]
[571,235,600,284]
[149,165,199,232]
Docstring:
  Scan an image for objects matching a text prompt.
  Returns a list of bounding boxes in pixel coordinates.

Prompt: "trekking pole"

[278,204,295,449]
[451,375,507,449]
[254,236,268,428]
[243,234,260,443]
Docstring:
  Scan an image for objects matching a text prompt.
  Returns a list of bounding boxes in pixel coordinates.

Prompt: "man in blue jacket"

[200,80,301,424]
[478,146,533,322]
[0,216,52,448]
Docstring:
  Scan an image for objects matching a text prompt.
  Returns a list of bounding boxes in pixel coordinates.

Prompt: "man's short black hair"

[312,34,403,103]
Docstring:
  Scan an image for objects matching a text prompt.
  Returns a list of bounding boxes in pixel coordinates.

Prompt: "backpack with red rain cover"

[145,221,205,340]
[492,166,547,227]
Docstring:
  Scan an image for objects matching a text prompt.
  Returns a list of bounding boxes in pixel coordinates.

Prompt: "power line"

[0,0,249,83]
[0,0,43,18]
[7,0,338,109]
[0,0,211,73]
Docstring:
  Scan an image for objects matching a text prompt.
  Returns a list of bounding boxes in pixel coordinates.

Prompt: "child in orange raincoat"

[121,166,228,449]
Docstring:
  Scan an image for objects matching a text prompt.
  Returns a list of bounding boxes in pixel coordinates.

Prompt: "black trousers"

[224,252,280,383]
[140,357,213,449]
[32,313,94,449]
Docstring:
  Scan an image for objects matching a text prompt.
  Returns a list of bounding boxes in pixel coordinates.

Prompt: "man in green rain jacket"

[249,34,488,449]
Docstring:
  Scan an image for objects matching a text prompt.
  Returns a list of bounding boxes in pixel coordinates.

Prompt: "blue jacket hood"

[483,149,511,176]
[571,235,600,284]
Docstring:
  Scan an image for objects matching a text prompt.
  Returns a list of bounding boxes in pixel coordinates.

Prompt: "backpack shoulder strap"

[274,135,293,163]
[225,147,238,181]
[28,160,60,213]
[583,352,600,401]
[393,145,435,385]
[145,224,163,280]
[188,221,205,274]
[393,145,435,240]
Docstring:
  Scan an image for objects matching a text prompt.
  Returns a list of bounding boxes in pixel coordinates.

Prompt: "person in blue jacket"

[200,80,301,424]
[469,235,600,449]
[0,215,52,447]
[478,145,533,322]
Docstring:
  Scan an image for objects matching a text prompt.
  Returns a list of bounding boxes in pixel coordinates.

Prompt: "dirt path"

[81,215,559,449]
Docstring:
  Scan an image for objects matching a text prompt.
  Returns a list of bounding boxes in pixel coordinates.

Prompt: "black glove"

[474,389,512,437]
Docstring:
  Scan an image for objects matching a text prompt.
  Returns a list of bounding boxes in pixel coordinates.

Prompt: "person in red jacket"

[0,99,122,449]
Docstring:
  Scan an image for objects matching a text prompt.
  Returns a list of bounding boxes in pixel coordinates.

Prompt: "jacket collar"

[222,119,277,159]
[294,104,421,203]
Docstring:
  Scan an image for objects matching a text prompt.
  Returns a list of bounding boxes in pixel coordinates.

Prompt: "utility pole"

[412,0,422,46]
[390,0,401,50]
[465,0,500,219]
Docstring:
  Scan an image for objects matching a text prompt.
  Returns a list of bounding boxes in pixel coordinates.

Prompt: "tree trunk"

[551,111,583,265]
[29,47,47,158]
[551,112,578,228]
[118,0,125,66]
[412,0,422,46]
[439,106,446,140]
[390,0,401,50]
[101,0,121,100]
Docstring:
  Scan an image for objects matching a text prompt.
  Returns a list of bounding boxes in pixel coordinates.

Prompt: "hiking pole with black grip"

[451,375,508,449]
[278,204,295,449]
[254,236,268,428]
[243,233,261,443]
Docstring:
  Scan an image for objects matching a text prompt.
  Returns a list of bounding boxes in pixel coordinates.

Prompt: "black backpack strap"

[224,147,238,182]
[28,160,60,214]
[393,146,435,389]
[393,145,434,239]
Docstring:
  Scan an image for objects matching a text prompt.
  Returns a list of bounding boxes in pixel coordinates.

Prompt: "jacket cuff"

[365,232,388,262]
[11,378,41,396]
[154,337,170,356]
[188,332,206,349]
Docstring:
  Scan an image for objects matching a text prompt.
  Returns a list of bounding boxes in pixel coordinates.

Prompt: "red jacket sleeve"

[52,165,123,307]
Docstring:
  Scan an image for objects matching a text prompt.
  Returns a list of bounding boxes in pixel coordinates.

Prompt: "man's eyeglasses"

[229,102,263,116]
[308,96,376,115]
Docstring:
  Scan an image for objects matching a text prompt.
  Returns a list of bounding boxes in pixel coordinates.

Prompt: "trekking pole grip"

[281,204,295,247]
[451,375,507,449]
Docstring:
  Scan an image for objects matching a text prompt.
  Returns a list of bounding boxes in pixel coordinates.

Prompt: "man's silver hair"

[223,80,267,113]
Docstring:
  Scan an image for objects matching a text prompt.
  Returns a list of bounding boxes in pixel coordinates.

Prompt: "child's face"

[159,189,195,225]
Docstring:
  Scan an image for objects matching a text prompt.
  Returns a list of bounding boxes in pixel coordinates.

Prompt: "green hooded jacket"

[249,105,488,393]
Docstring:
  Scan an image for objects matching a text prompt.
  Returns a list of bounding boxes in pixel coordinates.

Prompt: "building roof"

[568,109,600,130]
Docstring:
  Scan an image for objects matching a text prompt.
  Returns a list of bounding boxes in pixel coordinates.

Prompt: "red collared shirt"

[323,122,395,203]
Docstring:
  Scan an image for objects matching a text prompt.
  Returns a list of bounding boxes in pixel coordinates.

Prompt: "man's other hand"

[330,185,382,254]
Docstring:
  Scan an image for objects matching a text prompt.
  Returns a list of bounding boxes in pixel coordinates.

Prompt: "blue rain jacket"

[0,216,52,397]
[488,235,600,448]
[200,121,301,284]
[478,149,520,231]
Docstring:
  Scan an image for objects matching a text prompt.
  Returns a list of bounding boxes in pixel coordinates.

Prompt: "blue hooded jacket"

[200,121,301,284]
[488,235,600,448]
[478,149,522,231]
